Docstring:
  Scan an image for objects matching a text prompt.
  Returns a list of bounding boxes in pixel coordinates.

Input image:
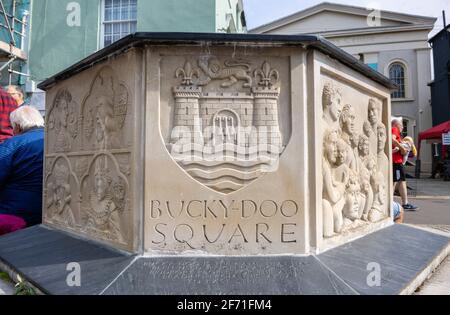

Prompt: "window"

[102,0,137,48]
[389,63,406,99]
[402,119,409,138]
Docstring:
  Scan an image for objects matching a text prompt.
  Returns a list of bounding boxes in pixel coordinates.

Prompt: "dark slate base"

[0,225,448,295]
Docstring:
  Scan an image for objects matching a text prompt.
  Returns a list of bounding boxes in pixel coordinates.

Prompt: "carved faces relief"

[368,99,381,126]
[340,104,356,135]
[94,173,111,202]
[324,131,339,165]
[322,84,342,123]
[336,139,348,166]
[358,135,370,158]
[344,173,362,220]
[377,126,387,154]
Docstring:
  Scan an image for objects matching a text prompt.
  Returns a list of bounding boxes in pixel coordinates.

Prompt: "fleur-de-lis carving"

[254,61,280,87]
[175,61,200,86]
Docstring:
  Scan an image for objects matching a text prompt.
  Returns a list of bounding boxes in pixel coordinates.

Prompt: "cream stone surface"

[42,41,393,255]
[43,49,144,252]
[145,46,308,255]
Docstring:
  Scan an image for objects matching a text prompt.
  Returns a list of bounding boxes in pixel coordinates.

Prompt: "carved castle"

[171,59,283,150]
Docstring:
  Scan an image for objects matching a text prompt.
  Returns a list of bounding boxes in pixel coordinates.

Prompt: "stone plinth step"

[0,225,448,295]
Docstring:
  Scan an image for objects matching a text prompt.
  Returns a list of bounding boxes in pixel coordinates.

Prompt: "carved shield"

[161,55,291,194]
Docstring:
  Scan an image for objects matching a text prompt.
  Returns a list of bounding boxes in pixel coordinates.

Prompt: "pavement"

[0,178,449,295]
[401,178,450,295]
[401,178,450,226]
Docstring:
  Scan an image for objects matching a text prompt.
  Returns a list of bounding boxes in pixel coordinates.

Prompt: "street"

[401,178,450,226]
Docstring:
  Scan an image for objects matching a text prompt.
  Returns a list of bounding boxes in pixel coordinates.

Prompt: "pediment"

[250,3,436,34]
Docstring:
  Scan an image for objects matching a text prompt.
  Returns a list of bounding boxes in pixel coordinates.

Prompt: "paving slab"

[318,224,450,295]
[0,226,135,295]
[0,224,448,295]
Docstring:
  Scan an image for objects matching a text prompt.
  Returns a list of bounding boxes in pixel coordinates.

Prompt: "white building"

[250,2,437,172]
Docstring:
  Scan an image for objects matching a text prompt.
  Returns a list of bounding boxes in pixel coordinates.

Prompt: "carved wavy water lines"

[180,160,272,170]
[182,161,270,193]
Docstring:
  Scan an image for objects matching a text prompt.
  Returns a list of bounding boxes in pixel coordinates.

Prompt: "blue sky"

[243,0,450,37]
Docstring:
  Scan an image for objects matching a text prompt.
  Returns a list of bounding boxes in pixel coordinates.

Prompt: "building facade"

[29,0,246,84]
[250,2,436,172]
[429,24,450,126]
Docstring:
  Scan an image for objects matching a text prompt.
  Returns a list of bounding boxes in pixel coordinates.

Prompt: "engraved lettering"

[174,224,195,249]
[281,223,297,243]
[204,200,218,219]
[151,200,162,219]
[203,224,226,243]
[242,200,258,218]
[228,224,248,243]
[256,223,272,244]
[152,223,167,244]
[280,200,299,218]
[187,200,202,218]
[260,200,278,218]
[166,201,186,219]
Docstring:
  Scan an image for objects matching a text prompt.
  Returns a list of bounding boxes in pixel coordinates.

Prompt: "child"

[393,136,417,165]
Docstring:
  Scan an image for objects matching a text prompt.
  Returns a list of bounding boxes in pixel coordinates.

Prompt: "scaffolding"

[0,0,28,86]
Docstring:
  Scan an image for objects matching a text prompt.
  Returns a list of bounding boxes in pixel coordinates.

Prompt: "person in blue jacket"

[0,106,45,227]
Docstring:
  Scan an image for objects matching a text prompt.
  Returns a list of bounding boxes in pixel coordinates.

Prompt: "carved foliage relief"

[321,78,390,239]
[44,66,133,249]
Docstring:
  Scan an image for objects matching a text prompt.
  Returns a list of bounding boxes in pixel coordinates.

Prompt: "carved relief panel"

[44,156,79,228]
[44,59,136,251]
[320,73,391,240]
[81,67,130,151]
[46,89,79,153]
[80,154,130,246]
[145,47,306,256]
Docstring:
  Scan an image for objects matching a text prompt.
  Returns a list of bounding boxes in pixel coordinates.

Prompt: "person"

[0,106,45,229]
[392,118,418,211]
[393,136,417,166]
[0,86,18,144]
[393,202,404,224]
[5,85,27,107]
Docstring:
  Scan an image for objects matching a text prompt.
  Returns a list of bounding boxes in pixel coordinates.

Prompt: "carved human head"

[377,125,387,153]
[340,104,356,135]
[322,83,342,122]
[358,135,370,157]
[94,167,112,201]
[323,130,339,165]
[368,99,381,125]
[344,172,362,220]
[336,139,348,166]
[350,132,360,148]
[56,91,71,125]
[53,163,71,205]
[365,157,377,174]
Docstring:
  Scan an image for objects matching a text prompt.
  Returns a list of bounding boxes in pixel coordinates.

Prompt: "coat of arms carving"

[165,56,288,194]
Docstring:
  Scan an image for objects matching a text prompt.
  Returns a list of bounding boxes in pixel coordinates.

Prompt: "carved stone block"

[40,36,394,255]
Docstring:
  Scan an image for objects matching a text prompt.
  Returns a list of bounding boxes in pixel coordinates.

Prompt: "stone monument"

[0,33,448,295]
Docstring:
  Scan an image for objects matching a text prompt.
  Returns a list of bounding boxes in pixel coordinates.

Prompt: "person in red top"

[0,86,18,144]
[392,118,418,211]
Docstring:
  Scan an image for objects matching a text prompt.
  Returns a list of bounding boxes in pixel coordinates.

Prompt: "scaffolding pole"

[0,0,28,85]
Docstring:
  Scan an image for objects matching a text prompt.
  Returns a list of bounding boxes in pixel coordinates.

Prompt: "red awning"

[418,120,450,158]
[419,120,450,142]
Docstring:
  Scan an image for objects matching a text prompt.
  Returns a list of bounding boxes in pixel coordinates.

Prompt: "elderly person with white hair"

[392,117,418,211]
[0,106,45,233]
